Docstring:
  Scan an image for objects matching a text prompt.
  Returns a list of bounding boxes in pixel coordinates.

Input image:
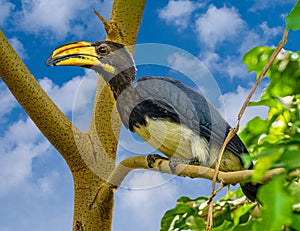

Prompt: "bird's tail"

[241,182,261,202]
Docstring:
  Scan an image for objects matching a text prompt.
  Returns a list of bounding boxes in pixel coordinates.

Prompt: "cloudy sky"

[0,0,298,230]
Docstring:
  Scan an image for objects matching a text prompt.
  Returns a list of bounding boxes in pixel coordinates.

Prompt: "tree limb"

[90,155,283,210]
[105,155,284,188]
[0,30,87,171]
[87,0,146,168]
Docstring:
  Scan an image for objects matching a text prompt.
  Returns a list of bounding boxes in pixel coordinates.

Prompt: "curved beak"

[46,41,100,67]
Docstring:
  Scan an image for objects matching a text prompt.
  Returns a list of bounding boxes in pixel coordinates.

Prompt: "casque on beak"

[46,41,116,74]
[46,41,100,67]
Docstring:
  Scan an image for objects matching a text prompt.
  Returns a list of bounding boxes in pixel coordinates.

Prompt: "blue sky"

[0,0,299,230]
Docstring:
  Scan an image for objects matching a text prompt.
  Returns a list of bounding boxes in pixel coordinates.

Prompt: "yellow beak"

[46,41,100,67]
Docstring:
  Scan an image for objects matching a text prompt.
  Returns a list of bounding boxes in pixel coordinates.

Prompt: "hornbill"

[46,40,259,201]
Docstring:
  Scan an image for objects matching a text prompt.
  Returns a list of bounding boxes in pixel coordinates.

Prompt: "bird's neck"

[101,67,136,99]
[102,67,140,129]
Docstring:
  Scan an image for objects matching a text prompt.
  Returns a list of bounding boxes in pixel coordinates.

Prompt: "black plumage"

[46,40,259,201]
[133,76,249,157]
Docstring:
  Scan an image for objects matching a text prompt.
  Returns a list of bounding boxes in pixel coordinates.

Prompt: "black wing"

[135,76,248,158]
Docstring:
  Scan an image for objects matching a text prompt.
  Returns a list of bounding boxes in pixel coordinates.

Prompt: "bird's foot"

[147,154,168,168]
[169,157,201,173]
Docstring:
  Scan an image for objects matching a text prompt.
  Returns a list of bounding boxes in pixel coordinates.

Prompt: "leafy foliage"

[241,45,300,230]
[160,2,300,230]
[286,0,300,30]
[160,48,300,230]
[160,46,300,230]
[255,175,296,230]
[160,196,207,231]
[160,191,257,231]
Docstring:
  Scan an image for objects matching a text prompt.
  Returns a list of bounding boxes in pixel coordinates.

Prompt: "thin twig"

[208,181,225,204]
[205,28,289,231]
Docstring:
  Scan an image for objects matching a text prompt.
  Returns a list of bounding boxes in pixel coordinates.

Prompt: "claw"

[147,154,168,168]
[168,157,201,173]
[168,158,182,173]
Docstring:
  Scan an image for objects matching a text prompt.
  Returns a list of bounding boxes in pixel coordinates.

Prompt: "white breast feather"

[134,116,211,166]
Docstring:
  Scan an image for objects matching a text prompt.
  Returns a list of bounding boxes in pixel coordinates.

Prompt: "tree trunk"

[0,0,146,230]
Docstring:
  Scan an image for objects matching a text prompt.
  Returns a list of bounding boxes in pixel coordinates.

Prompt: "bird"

[46,40,259,201]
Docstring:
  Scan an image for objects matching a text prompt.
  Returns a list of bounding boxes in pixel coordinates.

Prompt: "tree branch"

[0,30,87,171]
[91,155,283,210]
[77,1,146,229]
[94,0,146,54]
[105,155,284,188]
[87,0,146,167]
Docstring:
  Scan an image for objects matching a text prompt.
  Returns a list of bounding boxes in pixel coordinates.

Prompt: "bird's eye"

[98,45,109,55]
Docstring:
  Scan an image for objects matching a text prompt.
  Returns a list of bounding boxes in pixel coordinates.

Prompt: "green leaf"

[186,215,206,230]
[288,182,300,205]
[231,204,255,226]
[240,154,253,169]
[256,176,296,230]
[177,196,194,203]
[291,212,300,230]
[177,196,207,204]
[233,218,258,231]
[239,116,272,149]
[246,116,271,136]
[252,148,284,182]
[279,150,300,171]
[224,187,245,201]
[213,203,232,227]
[286,0,300,31]
[213,220,234,231]
[242,46,274,76]
[248,97,278,108]
[160,204,194,231]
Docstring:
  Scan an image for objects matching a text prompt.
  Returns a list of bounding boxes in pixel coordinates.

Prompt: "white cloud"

[250,0,296,11]
[39,70,97,117]
[259,22,283,42]
[239,22,282,55]
[69,71,97,131]
[195,5,245,50]
[199,52,248,79]
[219,85,268,127]
[0,70,97,197]
[0,73,84,229]
[159,0,203,30]
[37,170,60,195]
[0,117,50,197]
[167,52,223,107]
[8,37,27,60]
[0,82,18,120]
[115,171,178,230]
[238,30,262,55]
[14,0,112,40]
[0,0,14,26]
[39,76,82,114]
[39,70,97,131]
[168,52,209,80]
[114,171,227,231]
[17,0,88,37]
[198,20,283,79]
